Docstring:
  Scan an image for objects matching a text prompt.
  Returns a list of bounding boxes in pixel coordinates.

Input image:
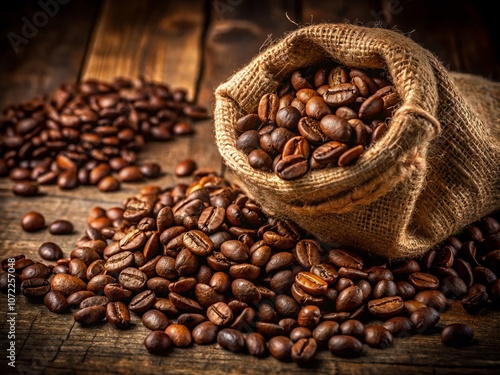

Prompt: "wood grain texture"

[1,0,499,374]
[0,0,101,108]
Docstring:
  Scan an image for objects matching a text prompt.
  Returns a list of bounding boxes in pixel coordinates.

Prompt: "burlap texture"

[213,23,500,259]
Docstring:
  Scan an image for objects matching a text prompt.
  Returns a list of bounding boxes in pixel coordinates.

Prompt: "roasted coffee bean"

[50,274,87,295]
[80,295,109,309]
[295,272,328,295]
[87,274,116,295]
[106,301,131,329]
[461,291,488,314]
[67,290,95,307]
[310,264,338,284]
[246,332,267,357]
[382,316,413,337]
[74,305,106,326]
[144,331,172,355]
[441,323,474,347]
[192,321,219,345]
[220,240,249,262]
[289,326,312,342]
[21,211,45,232]
[231,278,261,305]
[118,267,147,291]
[20,263,51,280]
[408,272,439,290]
[328,335,363,358]
[169,292,203,313]
[364,325,393,348]
[414,290,448,312]
[312,321,339,346]
[395,281,416,300]
[297,305,321,329]
[339,319,365,339]
[129,290,156,314]
[183,230,214,256]
[207,302,233,327]
[368,296,404,319]
[268,336,293,360]
[293,239,321,268]
[410,306,440,333]
[142,309,169,331]
[37,242,63,261]
[328,249,363,270]
[217,328,245,352]
[336,286,363,312]
[373,280,398,299]
[12,181,39,197]
[291,338,317,364]
[21,278,51,299]
[43,290,69,313]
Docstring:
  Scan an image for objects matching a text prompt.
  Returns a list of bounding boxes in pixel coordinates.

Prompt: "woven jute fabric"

[213,23,500,259]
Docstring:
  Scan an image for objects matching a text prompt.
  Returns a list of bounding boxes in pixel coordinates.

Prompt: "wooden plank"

[302,0,380,25]
[0,0,101,108]
[381,0,499,79]
[198,0,300,106]
[81,0,220,177]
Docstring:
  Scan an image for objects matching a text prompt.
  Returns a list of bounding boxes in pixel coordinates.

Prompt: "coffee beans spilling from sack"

[235,65,401,180]
[2,170,498,363]
[0,77,208,194]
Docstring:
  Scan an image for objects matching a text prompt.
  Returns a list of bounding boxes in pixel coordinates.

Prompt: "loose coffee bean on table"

[0,77,209,194]
[21,211,45,232]
[4,169,498,365]
[235,64,402,180]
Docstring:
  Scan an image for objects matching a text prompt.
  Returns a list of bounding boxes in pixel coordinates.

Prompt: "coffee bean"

[268,336,293,360]
[364,325,393,348]
[410,306,440,333]
[408,272,439,290]
[12,181,39,197]
[291,338,317,364]
[50,274,87,296]
[207,302,233,327]
[297,305,321,329]
[48,220,74,235]
[339,319,365,339]
[21,278,51,299]
[367,296,404,319]
[21,211,45,232]
[328,335,363,358]
[192,321,219,345]
[382,316,413,338]
[414,290,448,312]
[142,309,169,331]
[67,290,95,307]
[144,330,172,355]
[37,242,63,261]
[336,286,363,312]
[118,267,147,291]
[246,332,267,357]
[217,328,245,352]
[106,301,131,329]
[20,263,51,281]
[74,305,106,326]
[441,323,474,347]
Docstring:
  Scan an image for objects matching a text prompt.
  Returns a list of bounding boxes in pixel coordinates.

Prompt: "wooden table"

[1,1,498,374]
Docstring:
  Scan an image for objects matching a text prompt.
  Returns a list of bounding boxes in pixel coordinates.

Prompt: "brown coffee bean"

[328,335,363,358]
[21,211,45,232]
[408,272,439,290]
[297,305,321,329]
[165,324,192,347]
[291,338,317,364]
[37,242,63,261]
[268,336,293,360]
[368,296,404,319]
[144,330,172,355]
[258,93,279,124]
[295,272,328,295]
[336,286,363,312]
[410,306,440,333]
[382,316,413,337]
[183,230,214,256]
[12,181,39,197]
[328,249,363,270]
[246,332,267,357]
[217,328,245,352]
[106,301,131,329]
[192,321,219,345]
[142,309,169,331]
[74,305,106,326]
[323,83,359,106]
[50,274,87,295]
[207,302,233,327]
[231,279,261,305]
[364,325,393,348]
[339,319,365,339]
[414,290,448,312]
[43,291,69,313]
[441,323,474,347]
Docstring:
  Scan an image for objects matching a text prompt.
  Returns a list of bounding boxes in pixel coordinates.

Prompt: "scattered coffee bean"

[441,323,474,347]
[21,211,45,232]
[144,330,172,355]
[49,220,74,235]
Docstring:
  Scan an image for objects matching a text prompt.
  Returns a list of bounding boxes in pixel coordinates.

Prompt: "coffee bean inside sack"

[235,64,401,180]
[0,77,208,194]
[2,167,498,364]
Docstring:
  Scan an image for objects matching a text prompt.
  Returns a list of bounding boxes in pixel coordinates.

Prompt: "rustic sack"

[213,23,500,259]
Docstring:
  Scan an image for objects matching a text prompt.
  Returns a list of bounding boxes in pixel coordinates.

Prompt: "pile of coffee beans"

[1,171,498,363]
[0,77,208,194]
[235,64,401,180]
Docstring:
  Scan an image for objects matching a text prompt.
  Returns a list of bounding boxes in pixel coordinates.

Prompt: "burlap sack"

[213,23,500,259]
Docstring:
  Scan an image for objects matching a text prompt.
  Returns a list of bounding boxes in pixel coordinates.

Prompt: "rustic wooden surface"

[0,1,499,374]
